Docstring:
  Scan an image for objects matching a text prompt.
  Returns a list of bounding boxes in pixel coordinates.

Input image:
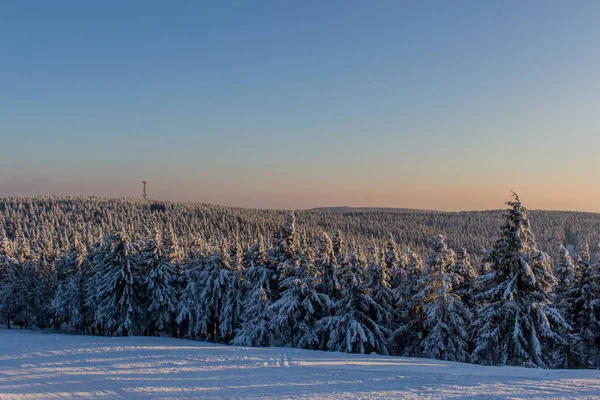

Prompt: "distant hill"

[311,206,440,213]
[0,196,598,261]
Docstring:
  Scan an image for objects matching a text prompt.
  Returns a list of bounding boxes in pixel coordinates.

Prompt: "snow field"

[1,329,600,399]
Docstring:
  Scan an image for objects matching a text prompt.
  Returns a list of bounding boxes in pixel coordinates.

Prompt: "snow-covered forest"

[1,194,600,369]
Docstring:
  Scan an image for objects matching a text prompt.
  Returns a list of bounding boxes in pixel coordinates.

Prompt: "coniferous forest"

[1,194,600,369]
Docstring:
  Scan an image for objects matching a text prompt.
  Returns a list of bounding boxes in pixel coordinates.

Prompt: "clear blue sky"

[1,1,599,211]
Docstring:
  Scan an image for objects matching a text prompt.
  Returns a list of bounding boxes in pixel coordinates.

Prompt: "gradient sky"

[1,1,599,211]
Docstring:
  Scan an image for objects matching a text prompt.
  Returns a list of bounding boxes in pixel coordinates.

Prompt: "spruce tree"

[316,233,340,302]
[89,232,143,336]
[50,238,88,331]
[453,247,478,310]
[269,245,329,349]
[220,246,243,344]
[472,194,568,368]
[234,237,277,346]
[391,246,423,355]
[196,241,236,343]
[318,260,389,355]
[0,248,18,329]
[415,235,471,362]
[567,243,600,368]
[142,230,177,335]
[366,245,397,337]
[555,244,577,290]
[176,254,205,338]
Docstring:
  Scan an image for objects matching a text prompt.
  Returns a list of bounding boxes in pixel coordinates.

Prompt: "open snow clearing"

[0,329,599,399]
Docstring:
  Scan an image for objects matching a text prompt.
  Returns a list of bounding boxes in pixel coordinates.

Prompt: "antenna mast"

[142,181,148,200]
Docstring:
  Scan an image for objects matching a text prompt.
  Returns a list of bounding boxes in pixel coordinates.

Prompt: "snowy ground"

[1,329,599,399]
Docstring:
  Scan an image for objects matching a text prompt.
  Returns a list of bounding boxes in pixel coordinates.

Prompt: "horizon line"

[1,193,599,215]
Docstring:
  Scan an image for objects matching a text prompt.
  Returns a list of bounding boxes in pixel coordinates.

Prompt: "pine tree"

[415,235,471,362]
[89,232,142,336]
[0,245,18,329]
[13,259,38,329]
[234,237,277,346]
[220,245,243,344]
[555,244,576,290]
[551,244,578,368]
[332,230,348,270]
[567,242,600,368]
[384,235,403,289]
[318,260,389,355]
[279,211,299,264]
[176,254,205,338]
[316,233,340,301]
[453,247,478,310]
[247,234,279,301]
[84,237,104,333]
[0,231,14,258]
[472,194,568,368]
[366,244,397,336]
[395,247,424,304]
[35,253,57,329]
[233,285,274,346]
[391,246,424,355]
[196,241,235,343]
[269,239,329,349]
[384,235,398,271]
[142,230,177,335]
[50,239,87,331]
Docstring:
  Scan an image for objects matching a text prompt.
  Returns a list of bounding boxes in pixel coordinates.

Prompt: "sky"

[1,1,599,212]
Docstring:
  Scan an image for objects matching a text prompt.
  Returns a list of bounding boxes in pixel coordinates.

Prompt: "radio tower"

[142,181,148,200]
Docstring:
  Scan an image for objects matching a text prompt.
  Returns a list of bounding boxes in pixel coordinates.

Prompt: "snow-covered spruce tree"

[141,230,178,335]
[331,230,349,273]
[247,234,279,299]
[35,253,58,329]
[269,241,330,349]
[12,255,40,329]
[89,231,143,336]
[551,243,579,368]
[50,238,89,332]
[366,244,397,337]
[316,232,341,302]
[318,259,389,355]
[394,247,424,304]
[220,242,243,344]
[390,246,423,355]
[176,253,205,338]
[452,247,479,311]
[0,240,18,329]
[8,234,38,329]
[384,235,398,272]
[414,235,471,362]
[274,211,299,279]
[164,225,185,337]
[384,235,405,290]
[472,194,568,368]
[554,244,577,324]
[555,244,577,291]
[0,230,14,258]
[234,284,274,346]
[234,236,279,346]
[196,241,236,343]
[83,236,105,333]
[566,242,600,368]
[164,225,184,277]
[15,233,32,264]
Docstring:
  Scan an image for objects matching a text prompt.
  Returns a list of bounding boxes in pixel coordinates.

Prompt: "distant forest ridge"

[0,195,599,261]
[311,206,440,213]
